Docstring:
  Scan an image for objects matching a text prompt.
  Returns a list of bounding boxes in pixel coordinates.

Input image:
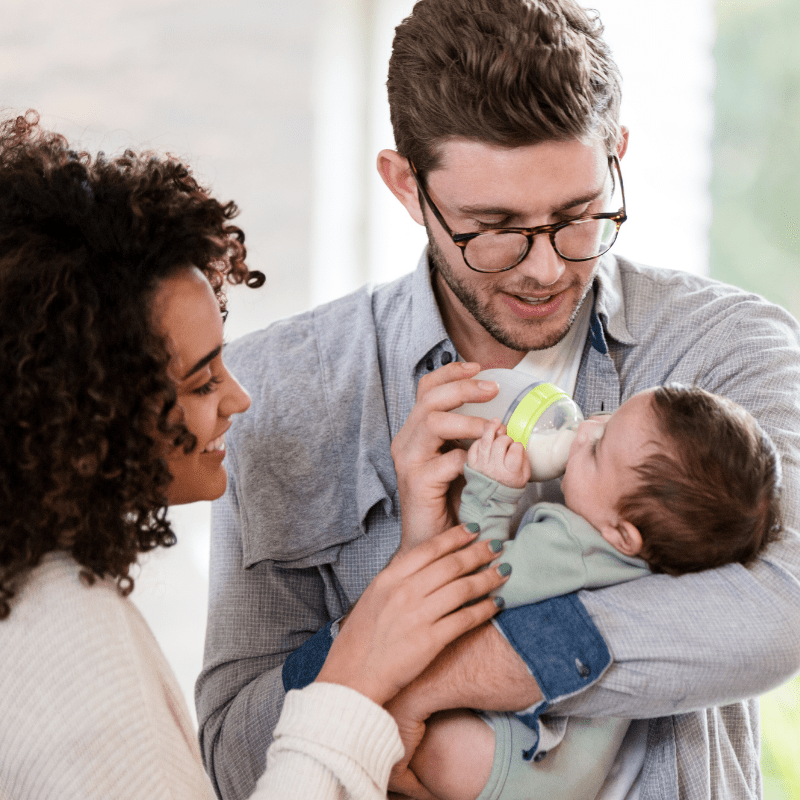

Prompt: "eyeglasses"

[409,155,627,274]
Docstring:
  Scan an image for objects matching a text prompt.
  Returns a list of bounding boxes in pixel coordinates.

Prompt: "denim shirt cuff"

[282,621,335,691]
[494,592,611,703]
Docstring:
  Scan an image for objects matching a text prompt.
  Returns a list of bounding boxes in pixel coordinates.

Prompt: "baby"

[409,385,782,800]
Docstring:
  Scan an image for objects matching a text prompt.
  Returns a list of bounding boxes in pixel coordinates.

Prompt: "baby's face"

[561,389,660,545]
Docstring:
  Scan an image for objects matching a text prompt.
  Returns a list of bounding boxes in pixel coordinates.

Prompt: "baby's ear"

[600,520,642,558]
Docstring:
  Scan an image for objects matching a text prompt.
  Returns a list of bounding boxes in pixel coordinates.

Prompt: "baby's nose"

[576,419,603,444]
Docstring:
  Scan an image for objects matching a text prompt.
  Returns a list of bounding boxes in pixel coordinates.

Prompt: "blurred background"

[2,0,798,795]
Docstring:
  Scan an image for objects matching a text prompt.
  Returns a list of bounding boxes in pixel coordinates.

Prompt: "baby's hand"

[467,419,531,489]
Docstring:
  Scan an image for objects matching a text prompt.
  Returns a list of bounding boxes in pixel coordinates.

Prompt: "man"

[196,1,800,799]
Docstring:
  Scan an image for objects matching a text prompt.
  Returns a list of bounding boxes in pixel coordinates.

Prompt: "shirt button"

[533,751,548,762]
[576,658,591,678]
[441,351,453,365]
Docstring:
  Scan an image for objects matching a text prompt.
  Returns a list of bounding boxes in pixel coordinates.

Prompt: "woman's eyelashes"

[193,375,222,396]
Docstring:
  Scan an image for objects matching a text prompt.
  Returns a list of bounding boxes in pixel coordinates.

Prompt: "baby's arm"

[409,709,495,800]
[467,419,531,489]
[459,420,530,543]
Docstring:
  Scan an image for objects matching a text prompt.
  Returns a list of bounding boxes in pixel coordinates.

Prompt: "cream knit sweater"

[0,553,402,800]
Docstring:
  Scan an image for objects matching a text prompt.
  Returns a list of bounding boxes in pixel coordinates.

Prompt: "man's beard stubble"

[425,223,595,354]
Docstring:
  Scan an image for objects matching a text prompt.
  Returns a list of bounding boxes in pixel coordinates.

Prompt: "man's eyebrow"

[457,185,606,219]
[182,345,222,381]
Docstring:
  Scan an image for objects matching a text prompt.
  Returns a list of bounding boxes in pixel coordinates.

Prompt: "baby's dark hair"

[617,385,782,576]
[0,111,264,619]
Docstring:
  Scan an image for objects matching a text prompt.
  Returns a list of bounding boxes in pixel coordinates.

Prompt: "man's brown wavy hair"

[388,0,624,179]
[0,111,264,619]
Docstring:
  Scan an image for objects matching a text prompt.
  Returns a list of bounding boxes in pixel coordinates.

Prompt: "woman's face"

[152,266,250,505]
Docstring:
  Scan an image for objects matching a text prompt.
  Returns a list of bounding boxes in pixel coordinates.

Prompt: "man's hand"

[392,362,499,553]
[385,707,437,800]
[467,418,531,489]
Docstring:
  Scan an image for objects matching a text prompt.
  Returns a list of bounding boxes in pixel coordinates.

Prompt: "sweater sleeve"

[254,683,404,800]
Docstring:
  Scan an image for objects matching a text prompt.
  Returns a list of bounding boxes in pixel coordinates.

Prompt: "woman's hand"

[391,362,499,553]
[315,524,510,707]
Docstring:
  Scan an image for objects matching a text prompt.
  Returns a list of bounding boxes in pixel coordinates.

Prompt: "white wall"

[1,0,714,722]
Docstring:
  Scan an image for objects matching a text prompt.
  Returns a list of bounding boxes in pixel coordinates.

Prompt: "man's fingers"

[392,407,485,467]
[427,409,488,443]
[413,366,499,417]
[403,445,467,489]
[388,769,439,800]
[414,361,481,399]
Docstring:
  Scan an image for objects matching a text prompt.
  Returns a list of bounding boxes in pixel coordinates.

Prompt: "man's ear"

[377,149,425,226]
[600,518,642,558]
[616,126,629,161]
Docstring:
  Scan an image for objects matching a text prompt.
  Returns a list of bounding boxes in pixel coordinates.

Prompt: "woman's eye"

[193,376,222,396]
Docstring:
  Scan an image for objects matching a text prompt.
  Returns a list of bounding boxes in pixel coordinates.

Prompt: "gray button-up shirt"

[197,252,800,800]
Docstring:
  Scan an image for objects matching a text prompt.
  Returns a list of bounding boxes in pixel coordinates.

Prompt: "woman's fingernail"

[497,563,512,577]
[493,596,506,609]
[488,539,504,553]
[464,522,480,534]
[477,380,498,392]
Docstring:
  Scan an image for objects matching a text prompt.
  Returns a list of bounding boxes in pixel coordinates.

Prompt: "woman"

[0,112,509,800]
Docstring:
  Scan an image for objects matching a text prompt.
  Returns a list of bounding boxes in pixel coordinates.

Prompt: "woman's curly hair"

[0,111,264,619]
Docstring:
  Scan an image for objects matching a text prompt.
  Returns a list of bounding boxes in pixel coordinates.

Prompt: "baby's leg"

[410,709,495,800]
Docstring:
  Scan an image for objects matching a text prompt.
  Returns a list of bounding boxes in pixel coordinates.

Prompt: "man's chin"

[479,305,575,353]
[492,325,572,353]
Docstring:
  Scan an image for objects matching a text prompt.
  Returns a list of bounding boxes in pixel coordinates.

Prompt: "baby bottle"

[456,369,583,481]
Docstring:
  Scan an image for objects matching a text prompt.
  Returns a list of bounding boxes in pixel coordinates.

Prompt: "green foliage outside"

[712,1,800,798]
[760,678,800,799]
[711,0,800,312]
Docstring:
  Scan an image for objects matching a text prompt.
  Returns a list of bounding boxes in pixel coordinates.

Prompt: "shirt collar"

[407,248,452,374]
[407,249,636,372]
[592,254,636,348]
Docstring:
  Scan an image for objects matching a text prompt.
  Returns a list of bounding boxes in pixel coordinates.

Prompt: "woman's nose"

[221,371,251,417]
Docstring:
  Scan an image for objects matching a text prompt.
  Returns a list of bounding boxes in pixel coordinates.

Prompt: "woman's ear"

[600,518,642,558]
[376,149,425,225]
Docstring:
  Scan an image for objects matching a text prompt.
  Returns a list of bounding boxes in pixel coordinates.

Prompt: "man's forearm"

[551,549,800,718]
[389,622,543,721]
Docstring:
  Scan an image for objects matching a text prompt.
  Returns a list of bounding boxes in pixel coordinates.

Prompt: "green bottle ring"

[506,383,569,446]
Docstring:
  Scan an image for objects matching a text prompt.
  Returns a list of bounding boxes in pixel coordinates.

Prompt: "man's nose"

[514,237,565,287]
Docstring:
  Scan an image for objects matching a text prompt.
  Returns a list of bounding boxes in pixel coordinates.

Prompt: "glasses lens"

[463,232,529,272]
[554,218,619,261]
